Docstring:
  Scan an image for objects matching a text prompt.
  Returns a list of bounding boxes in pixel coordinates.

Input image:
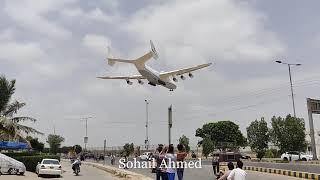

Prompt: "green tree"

[179,135,191,152]
[73,145,82,154]
[26,136,44,152]
[123,143,134,157]
[270,114,307,154]
[196,121,247,151]
[47,134,65,155]
[247,117,269,160]
[202,137,214,158]
[0,76,43,141]
[60,146,73,154]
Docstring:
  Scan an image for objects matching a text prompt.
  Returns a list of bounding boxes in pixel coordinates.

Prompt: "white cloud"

[82,34,111,55]
[4,0,74,39]
[0,41,45,63]
[0,29,16,41]
[61,7,118,23]
[126,0,286,66]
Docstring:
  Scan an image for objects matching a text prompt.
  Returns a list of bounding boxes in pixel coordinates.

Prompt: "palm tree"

[0,75,43,141]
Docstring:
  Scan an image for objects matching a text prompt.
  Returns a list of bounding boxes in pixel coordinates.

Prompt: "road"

[244,161,320,174]
[97,158,301,180]
[194,160,320,174]
[129,165,301,180]
[2,161,120,180]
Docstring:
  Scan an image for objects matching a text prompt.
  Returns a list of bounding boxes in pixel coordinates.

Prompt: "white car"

[281,151,313,161]
[36,159,62,177]
[139,152,152,161]
[0,153,26,175]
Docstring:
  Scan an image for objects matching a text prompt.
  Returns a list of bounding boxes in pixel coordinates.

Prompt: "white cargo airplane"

[97,41,212,91]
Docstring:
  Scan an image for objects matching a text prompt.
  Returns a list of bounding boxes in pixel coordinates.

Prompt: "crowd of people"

[152,144,188,180]
[151,143,247,180]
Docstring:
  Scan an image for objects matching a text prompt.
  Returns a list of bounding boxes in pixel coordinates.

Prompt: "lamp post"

[145,100,149,150]
[275,60,301,117]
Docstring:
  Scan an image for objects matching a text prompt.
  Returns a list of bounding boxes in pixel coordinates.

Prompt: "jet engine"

[172,77,178,82]
[189,73,194,78]
[138,79,144,85]
[180,75,186,80]
[126,80,133,85]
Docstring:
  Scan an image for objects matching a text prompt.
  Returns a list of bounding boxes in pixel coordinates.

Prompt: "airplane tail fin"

[107,46,135,66]
[107,40,159,67]
[150,40,159,60]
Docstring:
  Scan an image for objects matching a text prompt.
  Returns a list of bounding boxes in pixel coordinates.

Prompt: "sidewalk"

[82,161,153,180]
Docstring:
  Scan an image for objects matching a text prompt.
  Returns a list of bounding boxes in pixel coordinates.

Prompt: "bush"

[13,155,60,172]
[264,148,281,158]
[4,151,39,157]
[264,149,274,158]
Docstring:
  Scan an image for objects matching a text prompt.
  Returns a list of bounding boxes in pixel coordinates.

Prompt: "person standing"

[165,144,176,180]
[154,144,167,180]
[176,144,188,180]
[227,160,247,180]
[212,156,219,175]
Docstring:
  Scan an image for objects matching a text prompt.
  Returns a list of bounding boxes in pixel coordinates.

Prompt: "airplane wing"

[97,75,145,79]
[159,63,212,78]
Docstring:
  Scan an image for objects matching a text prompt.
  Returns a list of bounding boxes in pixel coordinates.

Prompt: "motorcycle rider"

[72,158,81,173]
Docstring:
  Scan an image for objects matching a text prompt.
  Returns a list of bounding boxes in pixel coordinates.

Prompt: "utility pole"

[168,105,172,145]
[145,100,149,150]
[81,116,92,152]
[103,139,107,164]
[275,60,301,117]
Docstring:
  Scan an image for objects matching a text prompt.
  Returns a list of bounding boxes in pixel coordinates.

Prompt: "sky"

[1,0,320,149]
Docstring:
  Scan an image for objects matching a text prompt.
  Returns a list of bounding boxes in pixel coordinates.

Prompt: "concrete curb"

[244,166,320,179]
[83,162,153,180]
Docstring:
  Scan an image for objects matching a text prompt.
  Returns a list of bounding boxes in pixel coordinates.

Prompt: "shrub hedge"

[4,151,38,157]
[13,155,60,172]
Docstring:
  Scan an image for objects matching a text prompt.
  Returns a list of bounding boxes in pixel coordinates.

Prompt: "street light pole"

[145,100,149,150]
[288,64,296,117]
[276,60,301,117]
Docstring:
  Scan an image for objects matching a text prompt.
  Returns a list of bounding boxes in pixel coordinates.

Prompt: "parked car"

[240,154,251,160]
[281,151,313,161]
[139,152,152,161]
[0,153,26,175]
[36,159,62,177]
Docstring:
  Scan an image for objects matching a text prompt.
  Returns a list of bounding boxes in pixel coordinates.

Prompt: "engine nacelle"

[189,73,194,78]
[180,75,186,80]
[172,77,178,82]
[138,79,144,85]
[126,80,133,85]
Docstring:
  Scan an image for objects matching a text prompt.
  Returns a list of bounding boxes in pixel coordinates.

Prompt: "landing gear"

[169,89,174,91]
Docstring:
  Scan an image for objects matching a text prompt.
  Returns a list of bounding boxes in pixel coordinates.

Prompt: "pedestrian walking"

[227,160,247,180]
[176,144,188,180]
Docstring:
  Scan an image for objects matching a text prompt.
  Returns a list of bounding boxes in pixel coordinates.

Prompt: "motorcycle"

[72,160,81,176]
[73,164,80,176]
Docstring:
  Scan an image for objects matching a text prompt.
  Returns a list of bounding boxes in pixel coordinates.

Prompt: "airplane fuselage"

[136,65,177,90]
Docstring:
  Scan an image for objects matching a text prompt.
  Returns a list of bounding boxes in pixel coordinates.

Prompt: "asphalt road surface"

[97,158,301,180]
[2,161,120,180]
[129,165,301,180]
[244,161,320,174]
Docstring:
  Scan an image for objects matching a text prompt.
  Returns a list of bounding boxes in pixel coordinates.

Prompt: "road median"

[244,166,320,179]
[82,161,153,180]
